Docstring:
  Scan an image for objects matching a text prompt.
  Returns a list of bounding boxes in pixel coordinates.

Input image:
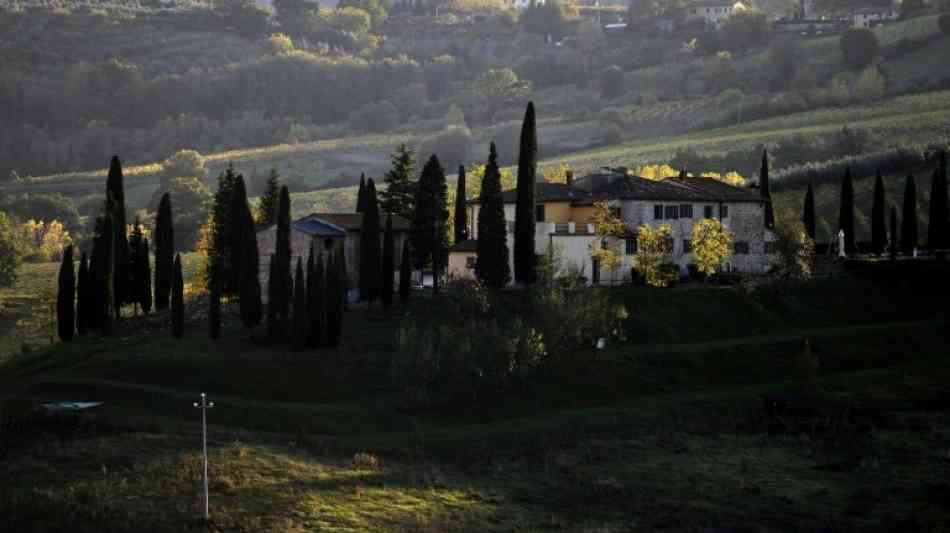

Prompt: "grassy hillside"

[2,269,950,531]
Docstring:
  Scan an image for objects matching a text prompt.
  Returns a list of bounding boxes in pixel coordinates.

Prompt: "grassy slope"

[3,267,950,530]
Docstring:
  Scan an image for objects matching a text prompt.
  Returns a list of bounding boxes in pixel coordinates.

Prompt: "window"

[610,207,622,219]
[654,205,664,220]
[764,241,777,254]
[720,204,729,218]
[683,239,692,253]
[625,238,637,255]
[535,204,545,222]
[704,205,713,219]
[680,204,693,218]
[465,256,476,268]
[734,241,749,254]
[665,205,679,219]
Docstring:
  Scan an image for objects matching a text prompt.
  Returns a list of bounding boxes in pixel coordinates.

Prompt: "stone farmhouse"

[257,213,411,300]
[450,168,775,284]
[686,0,744,27]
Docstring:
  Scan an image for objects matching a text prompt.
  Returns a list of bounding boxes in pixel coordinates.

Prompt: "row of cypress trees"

[812,150,948,255]
[357,176,414,307]
[57,156,182,342]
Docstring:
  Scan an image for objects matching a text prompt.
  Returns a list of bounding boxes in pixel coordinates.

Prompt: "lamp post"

[193,393,214,522]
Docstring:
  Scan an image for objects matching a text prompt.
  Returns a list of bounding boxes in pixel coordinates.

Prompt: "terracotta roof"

[298,213,412,232]
[470,182,592,205]
[449,239,478,252]
[573,173,762,203]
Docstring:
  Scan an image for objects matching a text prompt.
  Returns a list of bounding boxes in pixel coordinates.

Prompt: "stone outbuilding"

[257,213,411,300]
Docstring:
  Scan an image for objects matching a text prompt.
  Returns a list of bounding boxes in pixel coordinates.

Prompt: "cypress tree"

[340,241,349,310]
[309,249,325,348]
[381,214,395,309]
[56,245,75,342]
[275,185,292,318]
[232,176,262,328]
[838,166,856,255]
[399,241,411,305]
[411,155,449,277]
[871,170,887,254]
[901,174,918,256]
[209,258,221,340]
[927,154,948,250]
[88,222,101,331]
[141,238,152,315]
[154,193,174,311]
[128,219,142,315]
[760,150,774,229]
[99,213,115,336]
[76,252,89,336]
[360,178,382,303]
[803,180,816,241]
[210,165,239,296]
[230,176,251,297]
[292,257,307,351]
[356,173,367,213]
[889,204,899,260]
[514,102,538,286]
[171,253,184,338]
[325,250,343,347]
[258,168,281,226]
[454,165,468,243]
[106,155,130,316]
[476,142,511,288]
[380,144,417,219]
[266,253,281,342]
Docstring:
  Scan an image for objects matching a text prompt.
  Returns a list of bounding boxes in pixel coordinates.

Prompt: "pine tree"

[380,144,416,218]
[154,193,174,311]
[381,214,394,309]
[309,249,324,348]
[476,142,511,288]
[209,258,221,340]
[514,101,538,286]
[56,245,75,342]
[210,165,240,296]
[106,155,130,316]
[455,165,468,244]
[889,204,899,260]
[399,241,411,305]
[275,185,292,318]
[411,155,449,277]
[356,173,367,213]
[171,253,184,338]
[292,257,307,351]
[871,170,887,254]
[838,166,856,255]
[76,252,89,336]
[258,168,281,226]
[141,238,152,315]
[99,213,115,336]
[760,150,774,229]
[927,152,948,250]
[361,178,382,303]
[901,174,918,256]
[803,180,816,241]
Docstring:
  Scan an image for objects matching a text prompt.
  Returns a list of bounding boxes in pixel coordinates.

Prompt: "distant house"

[850,7,897,28]
[256,213,411,300]
[686,0,743,27]
[774,18,846,35]
[453,169,775,284]
[510,0,545,10]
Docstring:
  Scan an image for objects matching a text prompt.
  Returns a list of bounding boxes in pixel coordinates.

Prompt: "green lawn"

[3,265,950,531]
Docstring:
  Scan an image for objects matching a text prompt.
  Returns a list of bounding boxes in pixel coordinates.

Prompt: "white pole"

[193,393,214,522]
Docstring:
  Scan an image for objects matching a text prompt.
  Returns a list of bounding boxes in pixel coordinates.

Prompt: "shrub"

[840,28,879,70]
[0,212,23,288]
[416,126,472,173]
[854,67,886,103]
[349,100,399,134]
[264,33,294,54]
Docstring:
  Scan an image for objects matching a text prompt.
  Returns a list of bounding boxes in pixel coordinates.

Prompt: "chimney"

[566,170,574,187]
